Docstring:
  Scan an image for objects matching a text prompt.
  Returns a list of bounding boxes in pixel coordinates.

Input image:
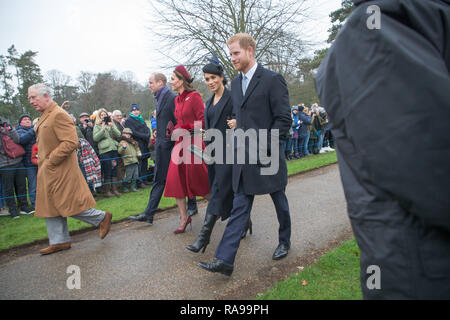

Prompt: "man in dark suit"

[130,73,197,224]
[199,33,292,276]
[315,0,450,299]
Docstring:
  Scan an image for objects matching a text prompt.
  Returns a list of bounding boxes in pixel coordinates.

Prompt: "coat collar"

[205,89,231,130]
[239,63,263,108]
[155,86,171,118]
[36,102,58,135]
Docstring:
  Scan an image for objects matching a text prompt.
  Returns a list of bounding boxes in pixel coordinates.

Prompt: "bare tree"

[77,71,96,113]
[148,0,311,80]
[45,69,77,105]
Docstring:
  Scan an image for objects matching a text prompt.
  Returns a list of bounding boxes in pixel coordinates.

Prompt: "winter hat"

[130,104,140,112]
[122,128,133,135]
[175,65,193,83]
[18,114,31,125]
[291,106,299,112]
[79,112,90,118]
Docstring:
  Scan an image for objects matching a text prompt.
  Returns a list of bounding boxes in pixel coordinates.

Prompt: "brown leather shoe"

[99,211,112,239]
[40,242,71,255]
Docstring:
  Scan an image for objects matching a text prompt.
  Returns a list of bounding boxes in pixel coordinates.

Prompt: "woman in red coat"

[165,65,210,234]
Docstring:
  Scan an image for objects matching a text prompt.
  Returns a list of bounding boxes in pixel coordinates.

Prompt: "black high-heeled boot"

[241,218,253,239]
[186,214,217,253]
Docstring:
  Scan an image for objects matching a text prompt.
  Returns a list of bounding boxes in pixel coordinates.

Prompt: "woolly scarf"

[129,112,145,124]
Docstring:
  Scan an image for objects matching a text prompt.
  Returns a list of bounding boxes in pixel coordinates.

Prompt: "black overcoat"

[124,115,151,159]
[204,88,234,219]
[230,64,292,195]
[315,0,450,299]
[153,90,177,183]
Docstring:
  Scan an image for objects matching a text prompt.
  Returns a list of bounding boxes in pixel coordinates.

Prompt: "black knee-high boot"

[186,214,217,253]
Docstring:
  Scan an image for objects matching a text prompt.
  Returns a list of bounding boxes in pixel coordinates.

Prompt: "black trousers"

[0,164,29,216]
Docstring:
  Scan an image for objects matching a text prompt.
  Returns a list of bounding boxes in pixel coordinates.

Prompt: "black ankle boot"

[186,214,217,253]
[241,217,253,239]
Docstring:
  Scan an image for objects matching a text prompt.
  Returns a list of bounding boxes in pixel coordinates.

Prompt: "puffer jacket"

[93,124,121,154]
[16,125,37,168]
[0,125,23,168]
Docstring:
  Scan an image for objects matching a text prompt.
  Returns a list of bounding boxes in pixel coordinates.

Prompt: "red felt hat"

[175,65,192,82]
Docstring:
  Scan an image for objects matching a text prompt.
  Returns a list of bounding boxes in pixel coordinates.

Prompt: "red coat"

[164,90,210,198]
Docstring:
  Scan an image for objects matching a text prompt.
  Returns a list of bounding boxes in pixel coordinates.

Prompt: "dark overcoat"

[124,116,151,160]
[315,0,450,299]
[230,64,292,195]
[154,90,177,183]
[204,88,234,219]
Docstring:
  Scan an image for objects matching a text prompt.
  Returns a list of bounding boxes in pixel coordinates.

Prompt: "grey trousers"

[45,208,106,245]
[124,163,139,182]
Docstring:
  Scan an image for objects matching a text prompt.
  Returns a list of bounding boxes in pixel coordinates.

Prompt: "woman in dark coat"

[164,65,210,234]
[186,62,252,253]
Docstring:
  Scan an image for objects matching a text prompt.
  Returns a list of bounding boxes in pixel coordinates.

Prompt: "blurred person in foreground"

[315,0,450,299]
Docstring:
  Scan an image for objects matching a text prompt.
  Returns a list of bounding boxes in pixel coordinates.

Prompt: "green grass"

[0,151,337,251]
[256,238,362,300]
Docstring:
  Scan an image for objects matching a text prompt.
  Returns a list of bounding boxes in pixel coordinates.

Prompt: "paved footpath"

[0,164,352,300]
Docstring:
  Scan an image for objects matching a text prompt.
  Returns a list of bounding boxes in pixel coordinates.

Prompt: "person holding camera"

[79,113,98,155]
[93,108,122,198]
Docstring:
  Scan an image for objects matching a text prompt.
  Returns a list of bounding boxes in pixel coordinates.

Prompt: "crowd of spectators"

[0,103,156,219]
[282,103,335,160]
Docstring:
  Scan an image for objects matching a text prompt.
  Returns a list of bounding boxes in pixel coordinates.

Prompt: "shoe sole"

[40,246,71,255]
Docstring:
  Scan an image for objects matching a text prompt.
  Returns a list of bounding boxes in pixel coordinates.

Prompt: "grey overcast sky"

[0,0,342,86]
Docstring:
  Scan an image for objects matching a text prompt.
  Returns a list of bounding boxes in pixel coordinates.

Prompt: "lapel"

[210,89,231,129]
[36,102,58,136]
[205,96,213,130]
[240,64,263,109]
[156,89,169,118]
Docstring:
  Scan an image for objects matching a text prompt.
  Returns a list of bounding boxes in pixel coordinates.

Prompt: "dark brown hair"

[174,70,195,93]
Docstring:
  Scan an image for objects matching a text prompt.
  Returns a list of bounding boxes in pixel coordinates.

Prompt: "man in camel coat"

[29,83,112,255]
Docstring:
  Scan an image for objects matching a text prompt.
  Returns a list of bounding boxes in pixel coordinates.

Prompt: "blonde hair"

[95,108,109,125]
[227,33,257,53]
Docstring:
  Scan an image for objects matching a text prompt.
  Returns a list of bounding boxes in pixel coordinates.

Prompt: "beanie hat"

[18,114,31,125]
[130,104,140,112]
[175,65,193,83]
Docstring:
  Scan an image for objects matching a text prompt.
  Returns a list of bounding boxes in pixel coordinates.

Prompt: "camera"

[103,116,111,124]
[84,119,90,123]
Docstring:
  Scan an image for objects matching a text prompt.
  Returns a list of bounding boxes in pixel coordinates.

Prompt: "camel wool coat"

[35,102,96,218]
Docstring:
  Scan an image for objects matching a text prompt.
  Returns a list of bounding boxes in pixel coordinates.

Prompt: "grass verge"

[0,151,337,251]
[256,238,362,300]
